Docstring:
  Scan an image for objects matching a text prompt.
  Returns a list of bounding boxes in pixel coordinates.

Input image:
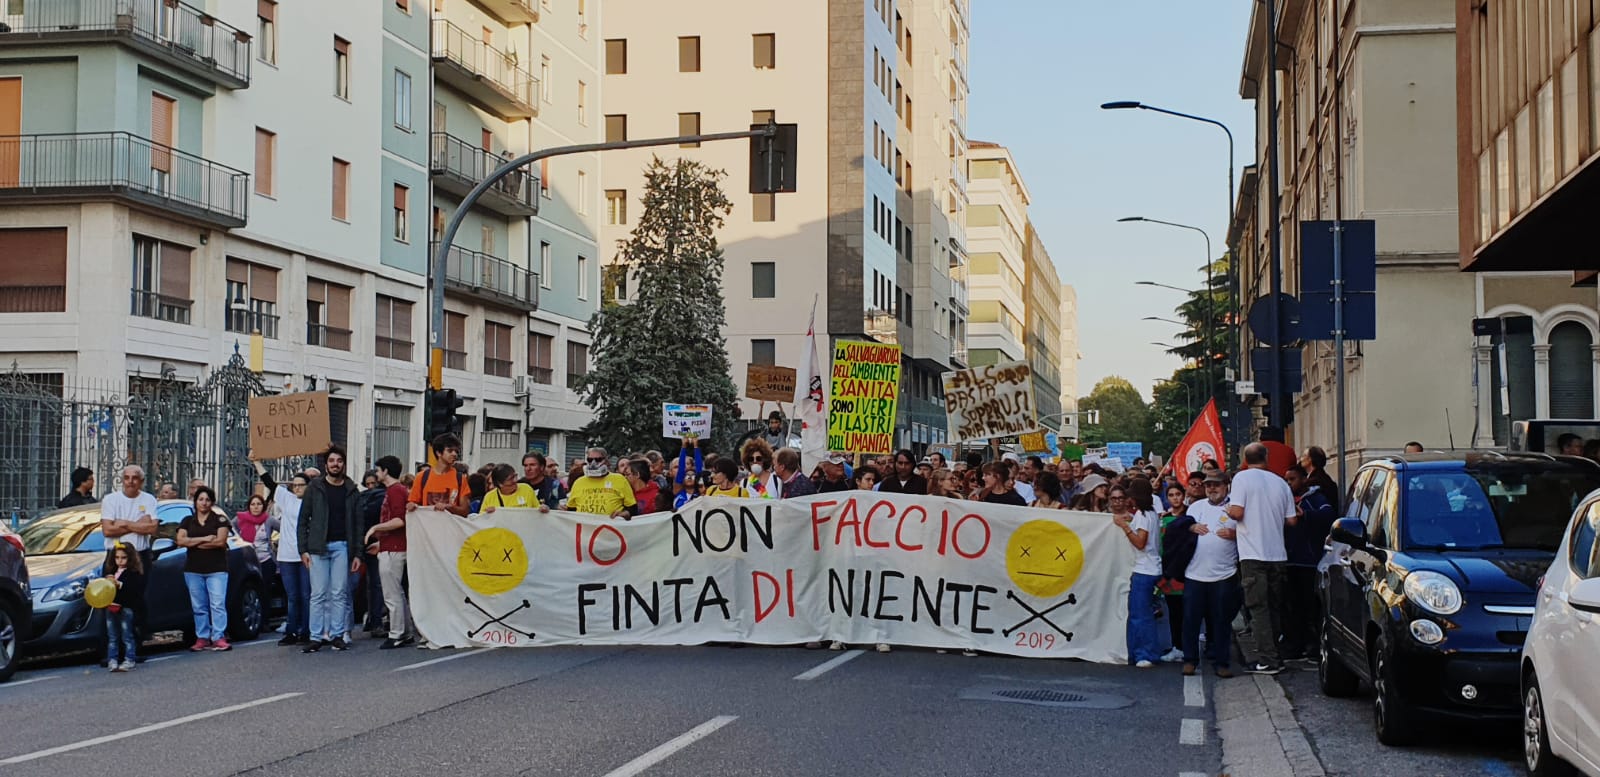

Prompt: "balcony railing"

[306,323,351,351]
[0,0,251,88]
[0,285,67,313]
[430,132,538,216]
[443,348,467,371]
[475,0,538,24]
[430,18,537,118]
[225,308,279,338]
[484,357,513,378]
[0,132,249,228]
[436,242,540,312]
[527,366,553,385]
[129,289,191,324]
[375,335,412,361]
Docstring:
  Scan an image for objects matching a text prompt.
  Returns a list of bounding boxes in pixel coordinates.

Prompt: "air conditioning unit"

[512,375,528,396]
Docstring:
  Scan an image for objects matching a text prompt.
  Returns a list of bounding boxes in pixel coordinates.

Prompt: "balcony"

[430,132,538,216]
[0,0,251,89]
[436,242,540,312]
[0,132,249,229]
[129,289,190,324]
[306,323,351,351]
[474,0,538,24]
[225,308,279,339]
[431,18,537,119]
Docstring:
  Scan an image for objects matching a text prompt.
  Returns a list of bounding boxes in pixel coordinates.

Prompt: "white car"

[1522,493,1600,776]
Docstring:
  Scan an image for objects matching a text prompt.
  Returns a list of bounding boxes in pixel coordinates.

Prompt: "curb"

[1214,673,1327,777]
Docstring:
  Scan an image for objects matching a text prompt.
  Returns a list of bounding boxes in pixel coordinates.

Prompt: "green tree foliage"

[576,157,741,455]
[1147,255,1238,458]
[1078,376,1149,446]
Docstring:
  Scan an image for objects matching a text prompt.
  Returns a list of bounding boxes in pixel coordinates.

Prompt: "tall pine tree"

[576,157,741,455]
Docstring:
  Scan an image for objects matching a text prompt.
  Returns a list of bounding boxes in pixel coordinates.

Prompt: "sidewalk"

[1213,672,1327,777]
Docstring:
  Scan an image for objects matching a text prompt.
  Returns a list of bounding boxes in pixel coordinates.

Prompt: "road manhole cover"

[960,686,1134,710]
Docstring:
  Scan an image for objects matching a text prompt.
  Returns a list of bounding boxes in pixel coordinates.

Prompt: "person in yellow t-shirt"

[565,447,637,518]
[481,463,545,513]
[704,458,749,498]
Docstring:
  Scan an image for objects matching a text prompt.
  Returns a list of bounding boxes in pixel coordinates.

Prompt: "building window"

[577,255,589,299]
[393,184,410,242]
[539,158,550,198]
[752,109,775,125]
[443,311,467,370]
[254,128,276,196]
[485,322,514,378]
[540,241,552,288]
[305,279,352,350]
[752,193,774,222]
[373,404,411,464]
[566,341,589,387]
[605,39,627,74]
[577,170,589,214]
[678,36,701,72]
[606,190,627,225]
[1550,322,1596,418]
[752,339,776,366]
[0,228,68,313]
[394,70,412,130]
[332,158,350,220]
[605,114,627,143]
[577,80,587,125]
[751,261,775,298]
[374,294,413,360]
[224,258,280,338]
[432,206,445,242]
[753,33,775,69]
[528,332,554,384]
[541,56,552,102]
[333,37,350,99]
[257,0,277,65]
[678,112,701,147]
[130,235,191,324]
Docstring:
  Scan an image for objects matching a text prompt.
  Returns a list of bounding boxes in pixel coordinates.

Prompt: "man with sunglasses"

[567,447,637,519]
[876,449,928,495]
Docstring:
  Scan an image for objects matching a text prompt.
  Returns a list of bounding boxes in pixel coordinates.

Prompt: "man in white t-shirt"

[1226,443,1298,674]
[100,464,159,553]
[1181,473,1240,677]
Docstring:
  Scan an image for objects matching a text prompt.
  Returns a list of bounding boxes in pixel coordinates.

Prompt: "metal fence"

[0,351,291,523]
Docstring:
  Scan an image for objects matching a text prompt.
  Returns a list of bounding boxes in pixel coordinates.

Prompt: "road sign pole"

[1332,220,1346,499]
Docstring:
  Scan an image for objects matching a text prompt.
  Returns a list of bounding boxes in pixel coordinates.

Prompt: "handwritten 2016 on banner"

[827,341,901,454]
[941,360,1037,442]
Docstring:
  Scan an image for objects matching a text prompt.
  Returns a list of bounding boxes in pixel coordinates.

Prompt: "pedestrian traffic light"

[749,121,798,194]
[426,388,464,441]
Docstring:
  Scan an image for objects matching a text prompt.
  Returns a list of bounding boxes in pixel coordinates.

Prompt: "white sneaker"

[961,649,977,657]
[1135,660,1155,668]
[119,660,135,672]
[1161,647,1185,663]
[108,663,121,673]
[875,643,891,653]
[828,641,844,651]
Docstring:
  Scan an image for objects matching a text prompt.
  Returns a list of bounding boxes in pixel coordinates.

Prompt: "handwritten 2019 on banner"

[941,360,1037,442]
[827,340,902,455]
[407,493,1135,662]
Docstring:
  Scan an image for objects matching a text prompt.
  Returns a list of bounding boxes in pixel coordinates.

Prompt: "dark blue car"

[1318,452,1600,746]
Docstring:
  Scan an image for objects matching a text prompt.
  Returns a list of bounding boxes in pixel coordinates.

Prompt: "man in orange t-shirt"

[408,434,469,517]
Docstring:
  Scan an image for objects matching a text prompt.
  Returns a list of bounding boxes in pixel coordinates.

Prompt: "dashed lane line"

[599,716,738,777]
[0,692,303,764]
[392,647,494,672]
[1184,674,1206,707]
[792,649,865,681]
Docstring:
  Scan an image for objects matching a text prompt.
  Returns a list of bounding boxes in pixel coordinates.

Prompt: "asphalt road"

[0,632,1221,777]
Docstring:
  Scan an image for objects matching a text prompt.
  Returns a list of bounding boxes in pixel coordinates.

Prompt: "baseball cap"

[827,453,849,466]
[1204,472,1226,484]
[1001,451,1020,463]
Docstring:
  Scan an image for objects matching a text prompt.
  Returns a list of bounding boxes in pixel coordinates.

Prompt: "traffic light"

[749,121,798,194]
[426,388,464,441]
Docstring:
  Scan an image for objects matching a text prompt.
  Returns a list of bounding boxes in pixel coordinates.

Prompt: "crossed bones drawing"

[465,597,538,640]
[1002,592,1076,641]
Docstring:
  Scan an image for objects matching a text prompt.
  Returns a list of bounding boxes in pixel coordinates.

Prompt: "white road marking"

[1179,772,1209,777]
[145,655,183,663]
[392,647,493,672]
[600,715,738,777]
[1179,718,1205,746]
[0,675,60,689]
[1184,674,1205,707]
[792,649,865,681]
[235,638,275,648]
[0,692,303,764]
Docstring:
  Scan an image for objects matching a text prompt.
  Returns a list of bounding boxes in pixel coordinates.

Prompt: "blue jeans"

[1127,572,1162,664]
[105,607,137,662]
[1183,575,1242,668]
[308,541,349,641]
[184,572,228,641]
[280,560,310,637]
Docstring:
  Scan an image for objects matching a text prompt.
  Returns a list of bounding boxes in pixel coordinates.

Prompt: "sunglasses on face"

[586,457,608,464]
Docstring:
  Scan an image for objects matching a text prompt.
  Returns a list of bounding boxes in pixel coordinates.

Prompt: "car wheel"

[1318,618,1360,697]
[0,603,19,682]
[228,584,264,641]
[1524,672,1576,777]
[1373,636,1417,746]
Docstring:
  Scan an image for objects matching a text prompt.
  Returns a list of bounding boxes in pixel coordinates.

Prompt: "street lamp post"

[1122,216,1215,414]
[1102,100,1241,454]
[1154,378,1193,421]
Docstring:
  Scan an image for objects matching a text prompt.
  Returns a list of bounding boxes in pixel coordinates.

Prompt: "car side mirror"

[152,538,176,555]
[1329,517,1367,547]
[1571,577,1600,615]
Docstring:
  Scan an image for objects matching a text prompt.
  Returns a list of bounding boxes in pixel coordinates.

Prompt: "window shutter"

[254,129,274,194]
[393,183,408,210]
[334,37,349,55]
[150,94,175,172]
[158,242,191,299]
[678,37,699,72]
[250,265,278,302]
[332,159,349,219]
[446,312,466,351]
[258,0,275,19]
[1549,322,1595,418]
[375,296,394,340]
[753,34,774,68]
[328,284,351,328]
[226,258,249,286]
[0,227,68,288]
[394,299,413,342]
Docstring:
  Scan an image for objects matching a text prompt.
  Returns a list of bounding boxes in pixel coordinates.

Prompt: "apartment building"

[597,0,970,455]
[1024,221,1063,430]
[1059,283,1080,440]
[0,0,600,484]
[965,141,1028,367]
[1233,0,1582,463]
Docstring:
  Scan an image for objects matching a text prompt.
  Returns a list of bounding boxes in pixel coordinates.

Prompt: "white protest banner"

[942,361,1036,442]
[662,403,713,439]
[407,493,1134,662]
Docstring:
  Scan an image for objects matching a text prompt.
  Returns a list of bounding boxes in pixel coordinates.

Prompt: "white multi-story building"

[597,0,969,453]
[965,141,1029,367]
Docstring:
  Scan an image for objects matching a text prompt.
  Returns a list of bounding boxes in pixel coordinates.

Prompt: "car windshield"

[1403,467,1600,551]
[19,512,109,555]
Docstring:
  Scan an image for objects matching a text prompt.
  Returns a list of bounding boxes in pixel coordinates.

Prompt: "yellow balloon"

[85,577,117,609]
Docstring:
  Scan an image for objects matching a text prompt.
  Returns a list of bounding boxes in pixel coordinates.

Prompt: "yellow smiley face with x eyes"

[1005,520,1084,599]
[457,527,529,596]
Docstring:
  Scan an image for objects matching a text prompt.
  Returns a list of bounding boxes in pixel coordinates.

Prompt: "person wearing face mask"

[566,447,638,519]
[740,438,782,499]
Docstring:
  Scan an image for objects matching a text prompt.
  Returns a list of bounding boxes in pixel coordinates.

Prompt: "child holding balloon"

[97,543,146,672]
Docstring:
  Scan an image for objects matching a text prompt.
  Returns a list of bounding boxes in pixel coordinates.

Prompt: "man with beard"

[567,447,638,519]
[298,445,362,653]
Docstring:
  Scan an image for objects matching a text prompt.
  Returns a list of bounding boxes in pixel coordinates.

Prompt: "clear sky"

[968,2,1258,401]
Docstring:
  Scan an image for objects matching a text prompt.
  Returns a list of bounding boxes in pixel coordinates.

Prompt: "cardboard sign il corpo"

[745,364,798,402]
[248,391,332,460]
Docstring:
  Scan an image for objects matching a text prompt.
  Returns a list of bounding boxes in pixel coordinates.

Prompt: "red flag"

[1169,400,1225,476]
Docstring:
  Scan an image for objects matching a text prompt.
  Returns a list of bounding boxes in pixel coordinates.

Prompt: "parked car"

[20,501,268,657]
[1520,486,1600,776]
[1318,451,1600,745]
[0,524,29,681]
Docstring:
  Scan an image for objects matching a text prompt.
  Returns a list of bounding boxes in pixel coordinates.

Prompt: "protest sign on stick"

[248,392,331,460]
[827,341,901,454]
[662,403,714,439]
[745,364,797,402]
[942,361,1036,442]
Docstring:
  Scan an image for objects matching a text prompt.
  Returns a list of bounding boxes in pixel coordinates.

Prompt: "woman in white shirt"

[1112,479,1164,667]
